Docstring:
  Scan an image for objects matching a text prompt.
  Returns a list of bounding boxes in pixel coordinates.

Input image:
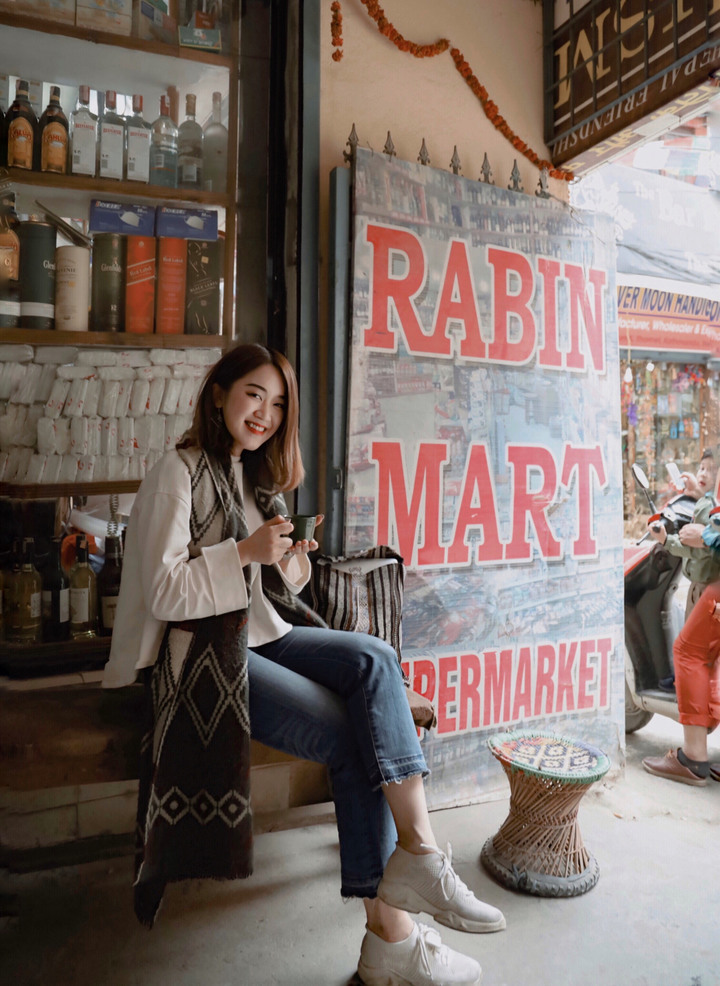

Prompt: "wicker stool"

[480,730,610,897]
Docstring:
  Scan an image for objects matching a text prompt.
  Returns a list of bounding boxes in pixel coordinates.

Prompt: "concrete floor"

[1,715,719,986]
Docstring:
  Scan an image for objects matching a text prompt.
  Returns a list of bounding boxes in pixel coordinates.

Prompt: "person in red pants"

[643,505,720,786]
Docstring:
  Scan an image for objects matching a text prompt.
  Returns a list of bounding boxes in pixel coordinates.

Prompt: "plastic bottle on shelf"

[97,89,125,181]
[178,92,203,190]
[149,95,178,188]
[6,79,38,171]
[70,85,97,177]
[125,94,151,183]
[203,91,228,193]
[38,85,69,175]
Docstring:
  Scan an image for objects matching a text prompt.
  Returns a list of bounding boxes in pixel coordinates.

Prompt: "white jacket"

[102,450,309,689]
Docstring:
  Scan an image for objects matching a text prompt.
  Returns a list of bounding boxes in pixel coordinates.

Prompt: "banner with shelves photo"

[345,148,623,807]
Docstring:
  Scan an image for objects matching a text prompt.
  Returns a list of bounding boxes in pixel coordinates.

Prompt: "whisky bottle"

[69,537,98,639]
[70,85,97,177]
[39,85,69,174]
[5,538,42,643]
[97,90,125,180]
[97,534,123,636]
[42,536,70,641]
[178,93,203,190]
[6,79,38,171]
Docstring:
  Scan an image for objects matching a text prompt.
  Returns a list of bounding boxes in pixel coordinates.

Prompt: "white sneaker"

[357,922,482,986]
[377,843,506,934]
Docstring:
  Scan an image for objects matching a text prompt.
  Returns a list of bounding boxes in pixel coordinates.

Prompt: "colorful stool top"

[487,730,610,784]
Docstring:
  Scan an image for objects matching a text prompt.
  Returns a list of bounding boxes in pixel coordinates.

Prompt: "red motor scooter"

[624,464,697,732]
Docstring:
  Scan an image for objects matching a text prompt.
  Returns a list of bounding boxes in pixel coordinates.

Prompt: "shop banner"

[346,149,624,807]
[618,285,720,356]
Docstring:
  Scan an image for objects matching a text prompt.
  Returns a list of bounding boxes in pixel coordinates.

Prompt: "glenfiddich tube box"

[185,239,220,335]
[125,235,156,334]
[155,237,187,335]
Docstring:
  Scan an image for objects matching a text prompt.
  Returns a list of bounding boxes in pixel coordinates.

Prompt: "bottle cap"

[133,93,143,113]
[186,93,196,115]
[50,85,61,100]
[79,85,90,103]
[105,90,117,109]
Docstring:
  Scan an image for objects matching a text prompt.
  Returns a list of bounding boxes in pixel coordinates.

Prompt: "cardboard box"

[178,25,221,51]
[155,238,187,335]
[0,0,75,23]
[125,235,156,335]
[155,206,218,240]
[185,239,220,335]
[132,0,177,44]
[90,199,156,237]
[76,0,132,35]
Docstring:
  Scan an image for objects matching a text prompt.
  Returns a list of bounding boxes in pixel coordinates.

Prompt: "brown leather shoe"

[642,749,708,786]
[711,762,720,782]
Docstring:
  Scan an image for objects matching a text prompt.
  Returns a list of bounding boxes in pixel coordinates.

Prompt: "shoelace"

[419,841,474,903]
[415,923,450,975]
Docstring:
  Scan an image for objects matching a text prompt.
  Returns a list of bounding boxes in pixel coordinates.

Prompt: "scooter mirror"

[632,463,650,489]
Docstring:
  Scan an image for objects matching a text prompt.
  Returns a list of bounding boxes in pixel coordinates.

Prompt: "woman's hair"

[179,343,304,491]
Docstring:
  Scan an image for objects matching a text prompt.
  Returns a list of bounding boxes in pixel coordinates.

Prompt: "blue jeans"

[249,626,428,898]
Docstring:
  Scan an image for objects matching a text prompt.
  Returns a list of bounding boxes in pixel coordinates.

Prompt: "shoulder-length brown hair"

[179,343,304,491]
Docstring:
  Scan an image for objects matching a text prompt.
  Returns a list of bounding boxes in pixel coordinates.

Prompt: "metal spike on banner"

[343,123,359,165]
[479,153,494,184]
[508,159,523,192]
[535,166,551,198]
[418,139,431,166]
[383,131,397,159]
[450,146,462,175]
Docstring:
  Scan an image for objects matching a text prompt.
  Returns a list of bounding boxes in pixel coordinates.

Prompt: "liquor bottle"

[97,534,123,636]
[69,536,98,639]
[5,538,42,643]
[178,92,203,190]
[149,95,178,188]
[39,85,69,174]
[97,90,125,180]
[0,106,6,168]
[6,79,38,171]
[203,91,228,193]
[70,85,97,177]
[125,94,151,183]
[42,536,70,641]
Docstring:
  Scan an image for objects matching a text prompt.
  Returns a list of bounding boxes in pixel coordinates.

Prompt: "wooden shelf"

[0,12,236,69]
[3,166,232,209]
[0,328,227,348]
[0,480,141,500]
[0,634,110,678]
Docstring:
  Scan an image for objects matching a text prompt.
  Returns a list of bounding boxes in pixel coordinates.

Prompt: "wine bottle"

[42,536,70,641]
[69,536,98,639]
[97,90,124,180]
[70,85,97,177]
[97,534,123,637]
[149,95,178,188]
[5,538,42,643]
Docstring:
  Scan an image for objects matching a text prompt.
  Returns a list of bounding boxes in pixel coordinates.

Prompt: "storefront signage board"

[618,285,720,355]
[547,0,720,175]
[346,149,624,807]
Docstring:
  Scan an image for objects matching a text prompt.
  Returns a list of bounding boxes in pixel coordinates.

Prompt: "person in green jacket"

[649,449,720,689]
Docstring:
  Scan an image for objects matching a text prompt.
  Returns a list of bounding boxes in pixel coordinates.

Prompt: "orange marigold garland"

[331,1,343,61]
[342,0,574,182]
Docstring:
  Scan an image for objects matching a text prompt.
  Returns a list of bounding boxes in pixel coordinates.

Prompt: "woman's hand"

[279,515,324,569]
[237,515,293,567]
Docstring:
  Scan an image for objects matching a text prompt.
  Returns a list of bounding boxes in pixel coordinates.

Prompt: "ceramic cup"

[289,514,316,544]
